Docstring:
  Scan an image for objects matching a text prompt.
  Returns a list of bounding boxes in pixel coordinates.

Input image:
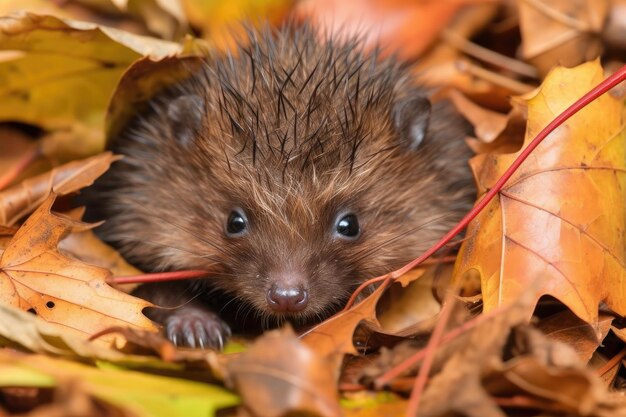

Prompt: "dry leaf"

[0,152,120,226]
[484,355,626,417]
[0,12,186,160]
[537,310,613,363]
[225,327,342,417]
[0,194,156,341]
[417,291,536,417]
[301,269,428,360]
[376,269,442,336]
[517,0,608,76]
[453,60,626,325]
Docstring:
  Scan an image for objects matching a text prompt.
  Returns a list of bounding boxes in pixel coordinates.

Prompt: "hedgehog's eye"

[335,213,360,240]
[226,210,248,237]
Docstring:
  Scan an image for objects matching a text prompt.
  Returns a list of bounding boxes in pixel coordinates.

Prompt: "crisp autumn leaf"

[449,90,526,156]
[517,0,608,76]
[484,355,626,417]
[453,60,626,325]
[537,311,613,364]
[0,194,156,341]
[0,152,120,226]
[301,268,430,365]
[0,350,239,417]
[0,12,187,160]
[224,327,342,417]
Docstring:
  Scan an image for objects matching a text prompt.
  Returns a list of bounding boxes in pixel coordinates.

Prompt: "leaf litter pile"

[0,1,626,416]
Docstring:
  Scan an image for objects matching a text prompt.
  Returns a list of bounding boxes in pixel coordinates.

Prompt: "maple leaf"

[453,60,626,325]
[0,194,156,341]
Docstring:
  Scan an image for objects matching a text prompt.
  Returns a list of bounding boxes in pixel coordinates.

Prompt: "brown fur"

[89,25,474,329]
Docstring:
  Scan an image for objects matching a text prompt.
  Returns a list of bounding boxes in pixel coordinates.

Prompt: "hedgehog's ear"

[393,95,431,150]
[167,94,205,146]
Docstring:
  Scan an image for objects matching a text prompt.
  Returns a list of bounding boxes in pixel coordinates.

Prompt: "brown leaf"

[301,269,430,362]
[417,291,536,417]
[89,326,176,361]
[449,90,526,155]
[485,355,626,417]
[453,60,626,325]
[374,268,444,337]
[517,0,608,76]
[0,194,156,342]
[0,152,120,226]
[537,310,613,364]
[224,327,342,417]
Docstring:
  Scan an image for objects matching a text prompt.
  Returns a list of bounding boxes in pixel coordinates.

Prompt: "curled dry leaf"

[301,269,429,361]
[0,12,186,160]
[449,90,526,156]
[517,0,608,76]
[484,355,626,417]
[537,310,614,364]
[0,194,156,342]
[416,290,536,417]
[453,60,626,325]
[224,327,342,417]
[0,152,120,226]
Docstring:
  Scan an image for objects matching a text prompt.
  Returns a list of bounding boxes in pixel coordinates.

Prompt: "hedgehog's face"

[206,199,365,322]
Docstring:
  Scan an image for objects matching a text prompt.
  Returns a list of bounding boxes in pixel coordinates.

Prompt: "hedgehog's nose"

[266,284,308,313]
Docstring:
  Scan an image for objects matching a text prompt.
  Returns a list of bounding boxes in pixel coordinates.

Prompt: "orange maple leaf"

[0,194,156,340]
[454,60,626,324]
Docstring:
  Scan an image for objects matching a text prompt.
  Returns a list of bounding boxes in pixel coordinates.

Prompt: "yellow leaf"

[0,12,184,159]
[453,60,626,324]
